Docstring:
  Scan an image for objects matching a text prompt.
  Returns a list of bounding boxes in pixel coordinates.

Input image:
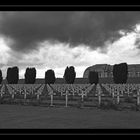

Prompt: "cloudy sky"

[1,11,140,79]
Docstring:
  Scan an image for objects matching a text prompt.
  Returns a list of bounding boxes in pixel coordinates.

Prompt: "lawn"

[0,104,140,128]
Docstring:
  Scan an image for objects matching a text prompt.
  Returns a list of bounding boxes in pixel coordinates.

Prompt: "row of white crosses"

[50,84,87,96]
[95,84,104,105]
[8,84,41,94]
[102,84,128,104]
[62,90,71,107]
[21,84,42,98]
[6,84,17,99]
[0,84,5,97]
[50,84,66,96]
[60,84,93,107]
[47,84,56,106]
[20,84,42,99]
[102,84,117,101]
[125,84,140,105]
[6,84,43,99]
[34,84,45,100]
[7,84,25,97]
[47,84,71,107]
[5,84,94,107]
[102,84,140,105]
[77,84,91,96]
[50,84,93,97]
[48,84,94,107]
[78,84,95,102]
[96,84,124,105]
[107,84,123,104]
[20,84,42,97]
[51,84,72,96]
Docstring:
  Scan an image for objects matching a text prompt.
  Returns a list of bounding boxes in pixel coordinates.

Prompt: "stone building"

[83,64,140,78]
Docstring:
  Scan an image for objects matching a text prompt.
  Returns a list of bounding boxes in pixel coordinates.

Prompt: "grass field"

[0,104,140,128]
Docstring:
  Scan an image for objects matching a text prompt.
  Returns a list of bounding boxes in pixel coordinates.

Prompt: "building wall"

[83,64,140,78]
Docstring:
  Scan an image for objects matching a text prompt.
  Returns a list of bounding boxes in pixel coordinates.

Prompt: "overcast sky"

[1,11,140,78]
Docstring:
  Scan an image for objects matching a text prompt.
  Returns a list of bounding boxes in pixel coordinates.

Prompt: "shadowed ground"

[0,105,140,128]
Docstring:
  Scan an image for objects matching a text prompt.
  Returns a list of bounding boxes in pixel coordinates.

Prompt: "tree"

[88,71,99,85]
[69,66,76,84]
[121,63,128,83]
[0,70,3,84]
[45,69,56,84]
[63,66,76,84]
[6,67,12,84]
[13,66,19,84]
[24,67,36,84]
[113,64,117,83]
[113,63,128,84]
[32,68,36,84]
[63,66,70,83]
[6,66,19,84]
[25,68,29,84]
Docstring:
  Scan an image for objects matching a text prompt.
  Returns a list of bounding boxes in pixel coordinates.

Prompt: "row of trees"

[0,62,128,85]
[0,66,77,84]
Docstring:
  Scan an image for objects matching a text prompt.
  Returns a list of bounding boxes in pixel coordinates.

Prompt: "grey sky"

[0,12,140,53]
[0,11,140,78]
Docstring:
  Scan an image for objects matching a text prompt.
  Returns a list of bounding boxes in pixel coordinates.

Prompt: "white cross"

[116,90,120,104]
[127,86,130,97]
[96,84,103,105]
[79,90,87,102]
[0,85,5,98]
[7,85,15,99]
[24,87,28,99]
[137,89,140,105]
[62,90,71,107]
[112,88,115,99]
[35,84,44,100]
[48,90,56,107]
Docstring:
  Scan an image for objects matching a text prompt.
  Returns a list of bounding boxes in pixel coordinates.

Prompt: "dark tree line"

[113,63,128,84]
[0,63,129,84]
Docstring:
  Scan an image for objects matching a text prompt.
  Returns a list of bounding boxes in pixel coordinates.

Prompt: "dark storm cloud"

[0,11,140,53]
